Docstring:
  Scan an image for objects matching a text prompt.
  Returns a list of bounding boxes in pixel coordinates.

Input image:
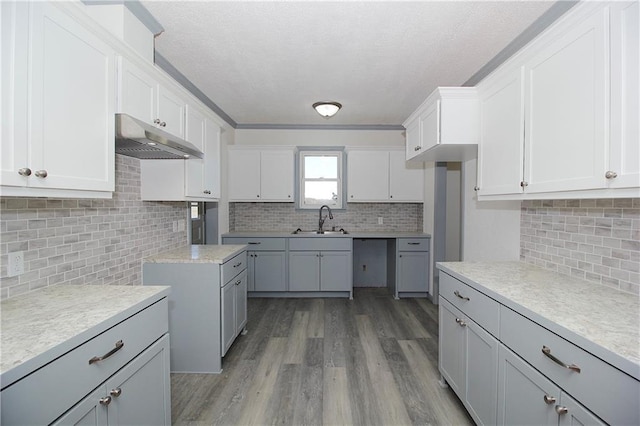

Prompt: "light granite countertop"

[144,244,247,264]
[437,261,640,380]
[0,285,170,386]
[222,231,431,239]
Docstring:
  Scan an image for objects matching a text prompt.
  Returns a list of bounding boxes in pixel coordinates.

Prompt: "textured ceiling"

[141,1,556,127]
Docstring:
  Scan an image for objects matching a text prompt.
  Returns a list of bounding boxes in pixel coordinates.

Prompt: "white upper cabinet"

[403,88,479,162]
[117,57,186,139]
[347,149,423,202]
[609,1,640,190]
[228,148,294,202]
[477,1,639,200]
[1,1,115,198]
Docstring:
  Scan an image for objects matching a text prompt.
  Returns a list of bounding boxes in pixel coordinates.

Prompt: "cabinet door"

[117,58,156,125]
[1,2,29,188]
[29,1,115,192]
[289,251,320,291]
[420,100,439,151]
[397,251,429,292]
[52,387,107,426]
[228,150,261,201]
[106,335,171,426]
[438,298,466,397]
[157,84,186,138]
[203,118,221,198]
[558,392,605,426]
[497,344,559,426]
[247,253,256,291]
[261,150,294,201]
[609,1,640,189]
[253,251,287,292]
[347,150,389,201]
[523,8,607,193]
[221,280,236,355]
[320,251,351,291]
[465,320,499,426]
[389,150,423,201]
[405,115,421,160]
[477,67,525,196]
[235,272,248,333]
[184,105,206,198]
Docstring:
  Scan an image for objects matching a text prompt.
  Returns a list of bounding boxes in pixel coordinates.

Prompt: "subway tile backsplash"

[520,198,640,295]
[230,202,423,233]
[0,155,188,300]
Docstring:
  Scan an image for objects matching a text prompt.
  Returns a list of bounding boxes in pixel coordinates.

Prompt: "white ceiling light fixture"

[313,101,342,118]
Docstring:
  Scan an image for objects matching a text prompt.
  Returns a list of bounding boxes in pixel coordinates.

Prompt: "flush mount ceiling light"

[313,101,342,118]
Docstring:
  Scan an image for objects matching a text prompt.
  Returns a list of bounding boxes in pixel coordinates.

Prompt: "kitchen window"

[298,149,344,209]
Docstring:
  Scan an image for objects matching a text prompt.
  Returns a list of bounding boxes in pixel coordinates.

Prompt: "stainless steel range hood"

[115,113,204,159]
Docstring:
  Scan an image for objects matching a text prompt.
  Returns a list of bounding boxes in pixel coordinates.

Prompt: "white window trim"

[298,150,344,210]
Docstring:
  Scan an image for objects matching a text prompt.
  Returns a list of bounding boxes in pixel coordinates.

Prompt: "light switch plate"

[378,217,384,225]
[8,251,24,277]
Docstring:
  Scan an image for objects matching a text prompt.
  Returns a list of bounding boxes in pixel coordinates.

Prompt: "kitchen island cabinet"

[0,285,171,425]
[437,261,640,426]
[143,244,247,373]
[222,237,287,292]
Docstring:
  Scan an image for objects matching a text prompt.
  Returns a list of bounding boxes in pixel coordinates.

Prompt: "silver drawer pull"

[233,262,242,267]
[541,346,581,373]
[99,396,112,406]
[110,388,122,397]
[555,405,568,415]
[235,280,242,286]
[543,395,556,404]
[455,318,466,327]
[454,290,470,301]
[407,242,421,245]
[89,340,124,365]
[248,242,261,245]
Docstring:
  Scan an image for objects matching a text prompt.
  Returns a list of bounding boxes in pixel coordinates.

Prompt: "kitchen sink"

[292,228,348,235]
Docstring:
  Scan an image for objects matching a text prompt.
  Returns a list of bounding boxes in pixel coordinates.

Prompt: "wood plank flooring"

[171,288,473,425]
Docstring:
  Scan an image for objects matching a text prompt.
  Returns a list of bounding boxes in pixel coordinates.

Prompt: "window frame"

[297,148,346,210]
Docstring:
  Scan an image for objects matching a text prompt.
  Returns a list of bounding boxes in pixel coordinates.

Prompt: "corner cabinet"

[1,1,115,198]
[403,88,479,162]
[222,237,288,293]
[347,149,423,202]
[477,1,639,200]
[228,148,295,202]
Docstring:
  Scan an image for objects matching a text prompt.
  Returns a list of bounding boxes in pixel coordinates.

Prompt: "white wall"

[461,158,520,260]
[234,128,405,147]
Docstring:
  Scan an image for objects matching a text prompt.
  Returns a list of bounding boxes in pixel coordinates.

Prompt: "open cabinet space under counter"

[143,244,248,374]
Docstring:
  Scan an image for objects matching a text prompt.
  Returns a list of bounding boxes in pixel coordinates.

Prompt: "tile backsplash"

[0,155,188,300]
[520,198,640,295]
[230,202,423,233]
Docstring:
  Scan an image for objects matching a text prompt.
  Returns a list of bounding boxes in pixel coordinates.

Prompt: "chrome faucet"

[318,205,333,233]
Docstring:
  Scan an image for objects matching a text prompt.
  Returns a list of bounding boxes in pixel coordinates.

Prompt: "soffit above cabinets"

[139,1,563,128]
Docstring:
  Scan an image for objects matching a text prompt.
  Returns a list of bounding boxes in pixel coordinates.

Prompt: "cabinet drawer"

[439,272,499,337]
[398,238,430,251]
[289,237,352,251]
[223,237,286,251]
[500,306,640,426]
[0,299,168,425]
[221,251,247,285]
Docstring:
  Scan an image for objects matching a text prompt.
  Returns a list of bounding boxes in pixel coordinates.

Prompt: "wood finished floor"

[171,288,473,426]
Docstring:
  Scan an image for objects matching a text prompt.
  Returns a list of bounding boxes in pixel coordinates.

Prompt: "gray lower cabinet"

[222,238,287,292]
[439,297,499,426]
[396,237,430,297]
[54,335,171,426]
[221,269,248,355]
[497,344,604,426]
[288,250,351,292]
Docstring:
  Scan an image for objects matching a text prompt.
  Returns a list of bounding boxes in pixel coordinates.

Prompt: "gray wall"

[520,198,640,295]
[0,155,189,300]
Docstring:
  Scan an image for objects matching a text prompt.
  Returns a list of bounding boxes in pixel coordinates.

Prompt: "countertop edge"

[436,262,640,381]
[222,232,431,239]
[144,245,248,264]
[0,286,170,388]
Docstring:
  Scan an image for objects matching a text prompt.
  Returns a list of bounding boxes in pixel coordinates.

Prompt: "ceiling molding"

[154,52,238,128]
[235,124,406,131]
[82,0,164,36]
[463,0,579,87]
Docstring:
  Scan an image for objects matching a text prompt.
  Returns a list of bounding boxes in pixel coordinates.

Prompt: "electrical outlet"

[378,217,383,225]
[8,251,24,277]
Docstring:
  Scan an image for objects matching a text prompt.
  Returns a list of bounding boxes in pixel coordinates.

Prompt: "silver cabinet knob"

[34,170,48,178]
[153,118,161,125]
[160,122,166,127]
[18,168,32,176]
[520,181,528,187]
[474,186,480,191]
[110,388,122,397]
[555,405,568,415]
[414,146,422,151]
[257,194,260,198]
[543,395,556,404]
[204,190,211,194]
[605,171,618,179]
[455,318,467,327]
[99,396,112,406]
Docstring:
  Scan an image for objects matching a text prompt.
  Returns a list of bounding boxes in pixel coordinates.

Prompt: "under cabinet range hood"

[115,114,204,159]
